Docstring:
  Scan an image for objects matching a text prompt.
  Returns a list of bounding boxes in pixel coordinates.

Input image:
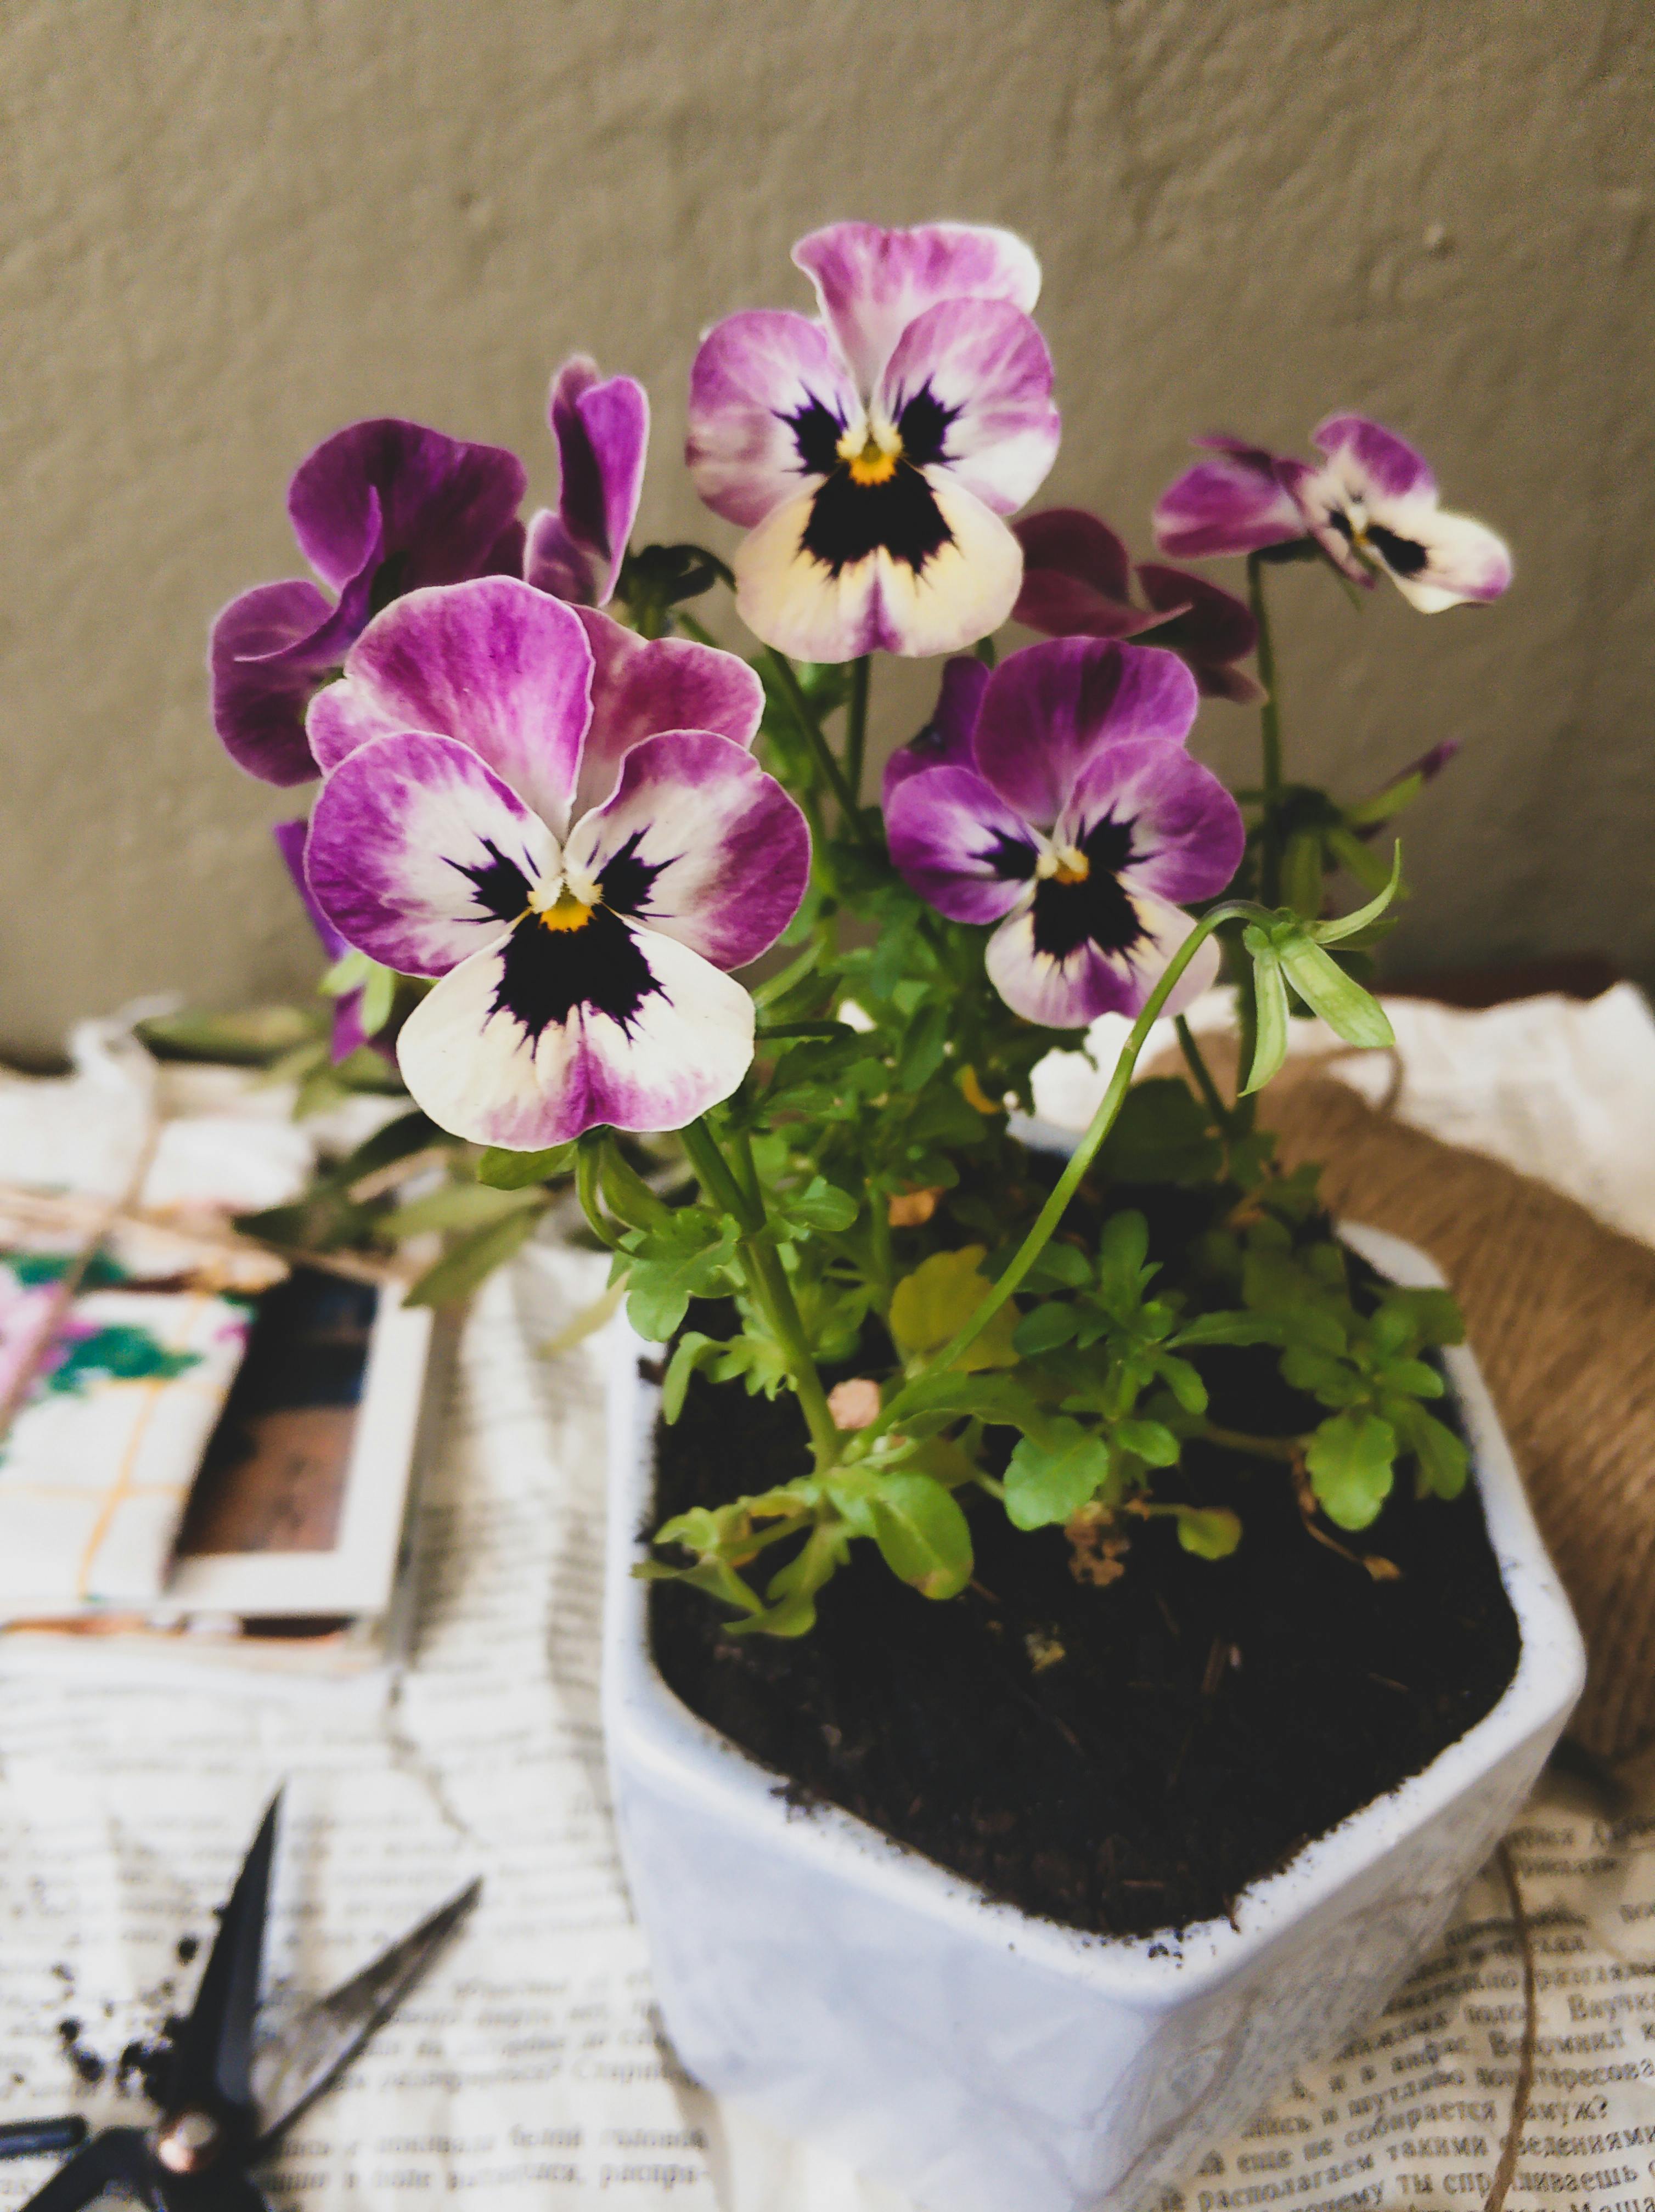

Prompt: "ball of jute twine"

[1147,1044,1655,1764]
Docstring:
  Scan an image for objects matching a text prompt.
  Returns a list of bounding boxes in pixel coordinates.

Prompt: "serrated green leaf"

[889,1245,1020,1372]
[1004,1418,1112,1530]
[478,1141,579,1189]
[1176,1506,1242,1560]
[1305,1411,1397,1530]
[403,1206,542,1307]
[624,1214,740,1341]
[781,1175,860,1233]
[894,1369,1051,1437]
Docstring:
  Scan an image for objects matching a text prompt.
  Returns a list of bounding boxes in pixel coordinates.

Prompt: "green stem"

[752,934,825,1011]
[1247,552,1285,907]
[868,1188,895,1306]
[764,650,870,843]
[575,1144,625,1250]
[844,654,871,806]
[678,1117,841,1469]
[1175,1013,1238,1138]
[1201,1423,1306,1464]
[862,901,1268,1450]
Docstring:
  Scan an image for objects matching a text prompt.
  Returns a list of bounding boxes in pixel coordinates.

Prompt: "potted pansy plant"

[206,223,1582,2212]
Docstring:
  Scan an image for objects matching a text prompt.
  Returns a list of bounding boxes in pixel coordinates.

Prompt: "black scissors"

[0,1792,479,2210]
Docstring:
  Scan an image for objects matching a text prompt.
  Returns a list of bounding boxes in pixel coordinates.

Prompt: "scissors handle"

[0,2119,88,2161]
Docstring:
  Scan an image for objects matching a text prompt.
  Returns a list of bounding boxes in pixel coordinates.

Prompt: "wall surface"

[1,0,1650,1058]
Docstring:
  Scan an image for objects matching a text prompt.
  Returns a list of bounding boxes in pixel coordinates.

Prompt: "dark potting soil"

[648,1300,1522,1943]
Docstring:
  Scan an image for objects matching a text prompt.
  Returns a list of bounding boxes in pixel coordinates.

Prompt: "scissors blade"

[167,1790,283,2119]
[251,1876,480,2153]
[13,2126,151,2212]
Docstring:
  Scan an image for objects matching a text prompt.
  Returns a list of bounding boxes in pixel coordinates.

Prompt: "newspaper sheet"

[0,986,1650,2211]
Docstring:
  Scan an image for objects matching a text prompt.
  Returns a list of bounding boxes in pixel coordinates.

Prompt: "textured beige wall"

[2,0,1650,1059]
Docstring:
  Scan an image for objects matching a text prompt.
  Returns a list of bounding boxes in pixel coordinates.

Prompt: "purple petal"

[792,222,1041,393]
[686,311,858,528]
[209,580,337,786]
[972,638,1200,830]
[885,764,1037,925]
[1056,738,1245,905]
[1134,563,1263,698]
[307,578,592,838]
[564,732,809,971]
[525,358,650,606]
[986,887,1220,1029]
[306,731,558,977]
[876,297,1058,516]
[1015,509,1134,603]
[573,608,765,819]
[395,920,755,1148]
[734,473,1023,661]
[274,818,348,962]
[1311,415,1435,503]
[882,656,990,803]
[288,419,527,596]
[1152,443,1304,561]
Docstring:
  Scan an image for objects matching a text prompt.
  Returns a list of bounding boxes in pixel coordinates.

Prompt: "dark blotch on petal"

[1031,816,1145,964]
[598,830,671,919]
[802,463,954,578]
[894,382,960,469]
[449,840,533,924]
[787,397,847,477]
[977,828,1038,882]
[1364,523,1429,578]
[494,905,662,1042]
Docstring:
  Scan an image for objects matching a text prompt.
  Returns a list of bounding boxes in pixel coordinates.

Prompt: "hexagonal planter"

[601,1226,1584,2212]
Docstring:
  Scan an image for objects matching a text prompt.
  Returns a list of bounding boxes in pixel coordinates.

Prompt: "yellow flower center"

[536,885,596,933]
[1037,846,1091,885]
[838,420,902,486]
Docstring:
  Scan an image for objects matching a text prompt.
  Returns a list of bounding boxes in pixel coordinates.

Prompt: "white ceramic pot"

[601,1226,1584,2212]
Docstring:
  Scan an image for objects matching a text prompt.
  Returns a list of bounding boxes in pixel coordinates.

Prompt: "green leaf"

[896,1001,950,1092]
[888,1245,1020,1373]
[1173,1310,1290,1350]
[1309,840,1402,945]
[1376,1356,1445,1400]
[1114,1418,1180,1468]
[381,1181,544,1238]
[1095,1079,1224,1188]
[1241,933,1290,1094]
[730,1521,846,1638]
[1020,1241,1093,1294]
[478,1141,579,1189]
[1276,933,1394,1048]
[893,1369,1052,1438]
[1305,1411,1398,1531]
[1004,1418,1112,1530]
[357,960,397,1040]
[780,1175,860,1233]
[320,949,374,998]
[1324,824,1400,897]
[1176,1506,1242,1560]
[1281,828,1326,919]
[1152,1352,1208,1416]
[862,1473,972,1599]
[136,1002,319,1066]
[1399,1405,1470,1500]
[1381,1286,1465,1347]
[1096,1210,1152,1307]
[336,1110,443,1186]
[404,1206,542,1307]
[624,1213,740,1341]
[662,1331,719,1424]
[1012,1301,1079,1356]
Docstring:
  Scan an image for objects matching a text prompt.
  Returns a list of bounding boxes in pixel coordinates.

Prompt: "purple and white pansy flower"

[687,221,1060,661]
[272,818,378,1065]
[886,639,1245,1030]
[302,577,807,1148]
[523,356,649,607]
[211,420,528,786]
[1154,416,1512,613]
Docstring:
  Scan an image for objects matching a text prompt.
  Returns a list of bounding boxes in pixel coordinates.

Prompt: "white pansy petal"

[986,884,1219,1030]
[397,917,756,1148]
[877,296,1059,516]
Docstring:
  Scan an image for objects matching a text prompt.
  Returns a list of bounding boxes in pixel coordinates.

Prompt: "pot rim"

[603,1222,1585,2008]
